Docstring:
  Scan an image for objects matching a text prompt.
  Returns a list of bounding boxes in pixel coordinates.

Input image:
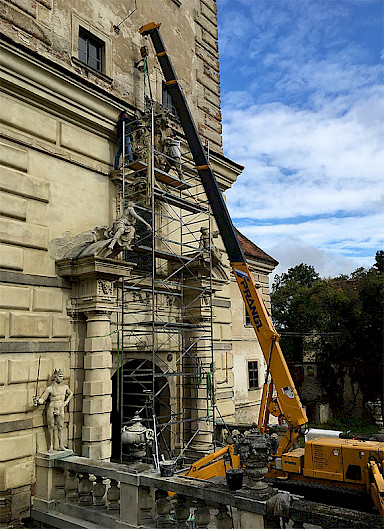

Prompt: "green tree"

[373,250,384,274]
[271,257,384,422]
[271,264,321,361]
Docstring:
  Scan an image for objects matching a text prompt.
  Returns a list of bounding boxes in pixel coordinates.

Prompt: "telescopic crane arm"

[139,22,308,456]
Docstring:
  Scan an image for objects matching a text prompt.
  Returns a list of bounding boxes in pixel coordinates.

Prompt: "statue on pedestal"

[33,368,73,452]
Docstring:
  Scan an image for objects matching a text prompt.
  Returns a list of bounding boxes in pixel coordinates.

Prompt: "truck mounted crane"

[138,22,384,517]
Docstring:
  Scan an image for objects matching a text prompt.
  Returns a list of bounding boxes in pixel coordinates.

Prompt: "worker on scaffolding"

[114,110,134,170]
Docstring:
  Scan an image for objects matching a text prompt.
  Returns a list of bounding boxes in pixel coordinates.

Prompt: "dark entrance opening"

[111,359,171,462]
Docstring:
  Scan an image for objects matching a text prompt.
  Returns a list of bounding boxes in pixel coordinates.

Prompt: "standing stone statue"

[164,135,183,180]
[33,368,73,452]
[199,227,229,280]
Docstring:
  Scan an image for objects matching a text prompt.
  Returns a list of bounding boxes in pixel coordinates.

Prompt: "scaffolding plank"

[132,244,192,264]
[153,187,208,214]
[126,160,192,190]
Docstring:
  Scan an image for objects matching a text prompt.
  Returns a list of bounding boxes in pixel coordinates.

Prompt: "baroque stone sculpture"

[107,201,151,251]
[33,368,73,452]
[164,135,183,180]
[199,227,229,280]
[50,200,151,261]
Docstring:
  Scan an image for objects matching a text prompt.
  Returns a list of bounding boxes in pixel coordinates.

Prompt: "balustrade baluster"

[155,490,173,528]
[92,475,106,507]
[215,504,232,529]
[139,486,155,526]
[194,501,210,529]
[106,479,120,510]
[174,494,190,528]
[78,473,93,506]
[64,470,78,502]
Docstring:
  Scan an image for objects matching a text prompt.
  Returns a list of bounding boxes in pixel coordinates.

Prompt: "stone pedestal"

[33,451,73,513]
[119,483,155,528]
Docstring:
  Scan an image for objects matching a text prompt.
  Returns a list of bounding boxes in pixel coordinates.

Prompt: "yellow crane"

[139,22,384,517]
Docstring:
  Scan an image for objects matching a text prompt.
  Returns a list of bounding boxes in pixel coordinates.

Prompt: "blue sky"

[217,0,384,278]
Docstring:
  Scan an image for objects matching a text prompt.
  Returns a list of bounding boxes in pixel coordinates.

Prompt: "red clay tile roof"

[235,228,279,266]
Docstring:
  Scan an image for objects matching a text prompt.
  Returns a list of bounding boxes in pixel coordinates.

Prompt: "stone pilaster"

[82,310,113,460]
[56,256,135,461]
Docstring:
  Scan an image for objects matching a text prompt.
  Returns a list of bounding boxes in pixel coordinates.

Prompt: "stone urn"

[234,426,276,494]
[121,412,154,461]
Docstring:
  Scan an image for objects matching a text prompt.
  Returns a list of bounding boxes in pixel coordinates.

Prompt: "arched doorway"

[111,358,171,462]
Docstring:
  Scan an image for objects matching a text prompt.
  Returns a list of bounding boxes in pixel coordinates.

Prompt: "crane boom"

[139,22,307,455]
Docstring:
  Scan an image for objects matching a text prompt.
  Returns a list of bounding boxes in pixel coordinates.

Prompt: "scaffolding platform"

[126,161,192,190]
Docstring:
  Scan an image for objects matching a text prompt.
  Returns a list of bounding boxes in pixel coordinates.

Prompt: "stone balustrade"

[31,452,382,529]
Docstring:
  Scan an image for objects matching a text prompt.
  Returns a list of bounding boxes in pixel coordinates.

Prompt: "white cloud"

[224,87,384,275]
[265,236,373,281]
[218,0,383,276]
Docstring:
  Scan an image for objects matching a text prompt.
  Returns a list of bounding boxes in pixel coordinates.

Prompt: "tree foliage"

[271,253,384,419]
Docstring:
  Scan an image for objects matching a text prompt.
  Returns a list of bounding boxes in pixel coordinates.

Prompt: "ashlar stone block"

[1,94,57,143]
[84,367,111,383]
[52,315,71,337]
[0,386,35,414]
[0,243,23,271]
[0,191,26,220]
[0,166,49,202]
[0,312,6,339]
[0,456,35,491]
[82,423,111,442]
[32,289,62,312]
[85,336,112,352]
[82,379,112,396]
[83,395,112,414]
[0,432,34,462]
[0,285,30,310]
[60,123,110,164]
[84,351,112,369]
[8,357,50,384]
[83,412,111,428]
[82,440,111,460]
[215,399,235,418]
[0,143,28,172]
[0,359,6,385]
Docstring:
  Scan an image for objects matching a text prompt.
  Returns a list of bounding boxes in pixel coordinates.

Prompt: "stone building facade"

[0,0,277,525]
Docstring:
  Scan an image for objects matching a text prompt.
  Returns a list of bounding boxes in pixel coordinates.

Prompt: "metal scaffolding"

[111,103,216,465]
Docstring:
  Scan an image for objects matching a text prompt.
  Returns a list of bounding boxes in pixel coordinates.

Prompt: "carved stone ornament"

[97,279,114,297]
[50,201,151,262]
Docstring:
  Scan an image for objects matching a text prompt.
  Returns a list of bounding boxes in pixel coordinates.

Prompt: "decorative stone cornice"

[56,256,136,315]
